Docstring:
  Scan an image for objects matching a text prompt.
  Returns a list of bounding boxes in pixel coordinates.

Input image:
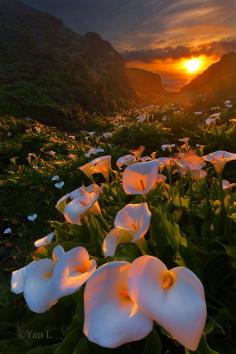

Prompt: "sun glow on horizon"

[183,57,203,74]
[126,54,218,90]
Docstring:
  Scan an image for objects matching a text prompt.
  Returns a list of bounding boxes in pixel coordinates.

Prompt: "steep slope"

[181,52,236,102]
[126,67,169,104]
[0,0,135,127]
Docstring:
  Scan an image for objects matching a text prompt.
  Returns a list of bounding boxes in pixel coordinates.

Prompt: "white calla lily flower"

[128,256,207,351]
[63,186,101,225]
[83,261,153,348]
[84,147,104,158]
[102,203,151,257]
[11,262,35,294]
[116,154,135,169]
[203,150,236,174]
[222,179,236,190]
[191,169,207,181]
[56,184,101,224]
[52,247,96,298]
[80,155,112,180]
[176,150,205,172]
[12,245,65,313]
[123,160,159,195]
[27,213,38,222]
[51,175,60,182]
[11,245,95,313]
[161,144,175,152]
[157,157,174,172]
[34,232,55,248]
[55,181,64,189]
[3,227,12,234]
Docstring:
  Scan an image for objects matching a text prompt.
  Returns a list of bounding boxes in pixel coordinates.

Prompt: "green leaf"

[150,207,186,266]
[173,196,190,208]
[73,337,90,354]
[143,329,162,354]
[193,335,219,354]
[26,344,58,354]
[54,328,80,354]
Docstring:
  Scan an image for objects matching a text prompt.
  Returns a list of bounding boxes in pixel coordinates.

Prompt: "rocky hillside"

[181,52,236,103]
[0,0,135,127]
[126,67,169,104]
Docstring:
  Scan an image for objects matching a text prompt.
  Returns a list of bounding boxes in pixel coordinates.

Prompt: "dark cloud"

[123,38,236,62]
[23,0,236,52]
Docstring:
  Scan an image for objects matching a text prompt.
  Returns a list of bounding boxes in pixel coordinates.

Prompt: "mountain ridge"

[126,67,169,104]
[0,0,136,128]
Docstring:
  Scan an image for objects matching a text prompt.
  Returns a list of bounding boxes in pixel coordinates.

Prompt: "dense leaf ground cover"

[0,104,236,354]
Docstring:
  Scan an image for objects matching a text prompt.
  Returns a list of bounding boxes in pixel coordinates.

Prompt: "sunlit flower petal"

[128,256,207,351]
[11,262,35,294]
[34,232,55,248]
[203,151,236,174]
[222,179,236,190]
[56,184,101,223]
[191,169,207,181]
[80,155,112,180]
[157,157,174,171]
[83,261,153,348]
[23,258,58,313]
[52,247,96,298]
[130,145,145,160]
[85,147,104,158]
[102,203,151,256]
[116,154,135,169]
[123,160,159,194]
[63,188,101,225]
[177,150,205,172]
[161,144,175,152]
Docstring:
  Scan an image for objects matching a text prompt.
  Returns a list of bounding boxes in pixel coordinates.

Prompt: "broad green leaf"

[54,328,80,354]
[192,335,219,354]
[143,329,162,354]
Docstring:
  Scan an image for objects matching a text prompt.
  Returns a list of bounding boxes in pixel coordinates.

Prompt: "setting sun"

[184,58,202,74]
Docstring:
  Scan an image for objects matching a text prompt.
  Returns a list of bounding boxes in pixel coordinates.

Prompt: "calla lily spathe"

[11,246,95,313]
[191,169,207,181]
[130,145,145,160]
[128,256,207,351]
[102,203,151,257]
[177,150,205,172]
[83,261,153,348]
[222,179,236,190]
[123,160,159,195]
[34,232,55,248]
[116,154,135,169]
[157,157,174,172]
[116,146,146,169]
[52,247,96,297]
[79,155,112,180]
[56,184,101,225]
[203,150,236,174]
[11,245,65,313]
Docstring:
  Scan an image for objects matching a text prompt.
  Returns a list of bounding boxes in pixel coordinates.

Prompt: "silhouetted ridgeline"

[0,0,136,128]
[126,68,171,104]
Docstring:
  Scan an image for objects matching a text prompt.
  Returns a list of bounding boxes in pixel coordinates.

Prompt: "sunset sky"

[24,0,236,90]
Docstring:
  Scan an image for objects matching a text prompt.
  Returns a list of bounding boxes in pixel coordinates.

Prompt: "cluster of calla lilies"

[11,142,236,351]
